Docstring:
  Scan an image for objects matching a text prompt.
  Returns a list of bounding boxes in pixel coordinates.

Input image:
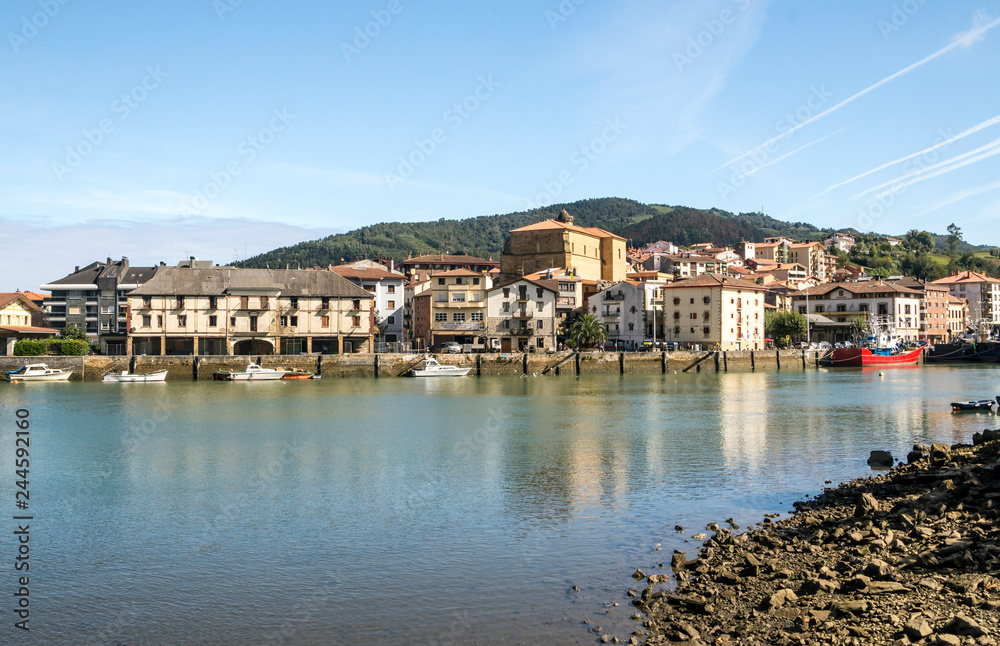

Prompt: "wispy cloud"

[911,177,1000,218]
[738,127,849,178]
[817,114,1000,196]
[713,14,1000,172]
[852,135,1000,201]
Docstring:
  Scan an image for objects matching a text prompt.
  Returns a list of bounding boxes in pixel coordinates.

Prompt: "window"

[230,316,237,327]
[177,315,187,327]
[176,296,185,309]
[471,312,483,321]
[100,321,110,331]
[289,296,298,308]
[352,299,361,310]
[690,298,695,304]
[209,315,217,327]
[704,296,711,304]
[703,326,711,336]
[102,305,115,314]
[142,315,151,327]
[537,319,544,329]
[321,297,330,309]
[815,305,824,313]
[241,296,249,309]
[363,284,376,293]
[690,313,697,320]
[673,311,680,320]
[453,313,466,322]
[438,278,446,285]
[503,288,510,298]
[536,301,543,311]
[536,287,543,298]
[503,319,510,329]
[455,277,465,285]
[473,277,480,285]
[249,315,258,332]
[435,313,448,322]
[321,315,330,327]
[280,316,289,326]
[673,297,680,305]
[387,316,396,324]
[260,296,268,309]
[628,323,635,331]
[451,294,466,302]
[502,302,510,312]
[290,316,298,327]
[157,315,163,327]
[798,307,806,314]
[387,285,395,294]
[704,311,710,320]
[142,297,152,309]
[208,296,217,309]
[387,300,395,309]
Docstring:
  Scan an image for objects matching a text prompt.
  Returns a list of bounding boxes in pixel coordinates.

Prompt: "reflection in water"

[1,366,998,645]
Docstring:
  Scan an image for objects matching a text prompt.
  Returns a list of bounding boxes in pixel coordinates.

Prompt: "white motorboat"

[103,370,168,383]
[5,364,73,382]
[214,362,288,381]
[410,357,472,377]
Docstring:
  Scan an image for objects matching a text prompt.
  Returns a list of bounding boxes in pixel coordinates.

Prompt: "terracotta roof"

[329,266,403,281]
[947,294,969,304]
[931,270,1000,285]
[508,219,626,241]
[0,293,41,312]
[433,269,484,277]
[793,281,922,297]
[17,292,46,301]
[399,254,498,267]
[662,274,766,291]
[0,325,57,334]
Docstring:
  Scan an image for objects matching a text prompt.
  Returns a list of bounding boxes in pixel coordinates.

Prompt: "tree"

[846,315,869,341]
[58,324,88,341]
[899,252,945,281]
[566,314,608,348]
[764,310,807,347]
[946,223,963,258]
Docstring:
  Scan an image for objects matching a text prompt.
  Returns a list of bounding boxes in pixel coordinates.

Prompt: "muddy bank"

[619,431,1000,646]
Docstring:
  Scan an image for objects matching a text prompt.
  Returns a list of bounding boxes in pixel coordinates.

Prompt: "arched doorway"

[233,339,275,355]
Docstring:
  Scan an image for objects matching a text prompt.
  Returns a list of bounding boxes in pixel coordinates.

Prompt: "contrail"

[711,15,1000,173]
[817,113,1000,196]
[851,135,1000,201]
[738,128,849,179]
[912,177,1000,217]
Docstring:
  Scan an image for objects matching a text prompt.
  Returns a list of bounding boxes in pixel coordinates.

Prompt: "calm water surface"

[1,365,997,645]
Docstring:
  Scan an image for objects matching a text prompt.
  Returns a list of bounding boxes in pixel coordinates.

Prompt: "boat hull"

[8,372,72,382]
[826,345,925,367]
[103,370,168,383]
[412,368,472,377]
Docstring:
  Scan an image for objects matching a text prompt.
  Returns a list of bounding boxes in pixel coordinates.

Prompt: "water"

[1,366,997,645]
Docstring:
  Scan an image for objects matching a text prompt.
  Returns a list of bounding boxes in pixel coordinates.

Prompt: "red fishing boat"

[825,344,925,367]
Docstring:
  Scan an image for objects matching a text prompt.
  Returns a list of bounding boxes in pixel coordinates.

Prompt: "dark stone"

[868,450,894,467]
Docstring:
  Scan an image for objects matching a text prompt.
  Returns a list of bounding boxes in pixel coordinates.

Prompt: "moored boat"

[103,370,168,383]
[5,364,73,382]
[214,362,288,381]
[825,344,926,367]
[410,357,472,377]
[951,399,996,412]
[282,369,317,380]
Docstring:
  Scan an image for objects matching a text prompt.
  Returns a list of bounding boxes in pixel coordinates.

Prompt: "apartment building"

[791,281,923,341]
[660,274,766,351]
[931,271,1000,327]
[428,269,492,348]
[127,267,374,355]
[485,279,559,352]
[0,293,57,355]
[329,261,406,344]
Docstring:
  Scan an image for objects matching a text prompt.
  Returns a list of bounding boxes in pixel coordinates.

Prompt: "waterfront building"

[398,253,499,282]
[522,268,587,324]
[788,241,829,282]
[428,269,492,349]
[412,289,432,348]
[329,260,406,346]
[485,278,559,352]
[127,267,374,356]
[660,274,766,350]
[404,279,432,347]
[948,295,970,336]
[0,293,58,355]
[500,209,627,283]
[931,271,1000,328]
[41,257,160,354]
[889,278,954,344]
[587,279,670,348]
[791,281,923,341]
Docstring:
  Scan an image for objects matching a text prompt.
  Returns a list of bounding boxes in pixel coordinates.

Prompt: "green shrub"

[59,340,90,356]
[13,339,49,356]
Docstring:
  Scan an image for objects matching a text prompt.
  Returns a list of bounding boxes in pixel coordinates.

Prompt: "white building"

[791,281,923,341]
[660,274,766,351]
[587,280,669,349]
[931,271,1000,328]
[330,261,406,345]
[486,278,559,352]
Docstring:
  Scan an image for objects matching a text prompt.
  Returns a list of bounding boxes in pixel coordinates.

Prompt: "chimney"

[75,266,79,272]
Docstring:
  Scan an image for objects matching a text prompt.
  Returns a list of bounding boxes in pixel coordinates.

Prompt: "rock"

[671,551,687,570]
[674,525,684,532]
[930,443,952,464]
[632,568,645,581]
[855,492,880,516]
[868,450,894,467]
[691,533,707,540]
[905,615,933,640]
[907,450,925,464]
[863,558,893,579]
[707,522,719,532]
[864,581,909,594]
[764,588,798,610]
[942,614,987,637]
[832,599,870,616]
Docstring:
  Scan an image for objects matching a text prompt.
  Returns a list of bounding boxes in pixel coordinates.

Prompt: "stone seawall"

[0,350,813,382]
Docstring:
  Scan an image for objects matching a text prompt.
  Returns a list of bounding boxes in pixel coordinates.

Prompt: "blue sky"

[3,0,1000,290]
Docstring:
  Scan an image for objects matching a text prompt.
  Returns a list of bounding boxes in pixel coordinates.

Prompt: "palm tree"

[567,314,608,348]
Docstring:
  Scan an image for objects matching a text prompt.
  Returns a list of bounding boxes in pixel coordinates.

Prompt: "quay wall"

[0,349,815,382]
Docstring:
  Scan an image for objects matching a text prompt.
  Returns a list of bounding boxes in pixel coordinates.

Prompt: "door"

[500,338,511,353]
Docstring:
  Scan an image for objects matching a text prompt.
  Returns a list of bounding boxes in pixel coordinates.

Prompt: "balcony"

[603,293,625,302]
[435,300,484,308]
[512,310,534,319]
[508,327,535,336]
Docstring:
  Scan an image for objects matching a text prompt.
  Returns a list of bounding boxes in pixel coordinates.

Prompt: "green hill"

[244,198,844,269]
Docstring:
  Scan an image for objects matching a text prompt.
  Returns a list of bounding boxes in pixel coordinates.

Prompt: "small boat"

[282,369,317,380]
[5,364,72,382]
[214,362,288,381]
[103,370,168,383]
[822,317,926,367]
[410,357,472,377]
[951,400,996,412]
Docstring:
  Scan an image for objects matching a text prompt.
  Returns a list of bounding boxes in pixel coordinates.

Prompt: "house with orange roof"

[486,278,559,352]
[753,240,790,265]
[788,241,830,282]
[659,274,766,350]
[500,209,627,283]
[330,260,406,346]
[0,293,58,355]
[931,270,1000,327]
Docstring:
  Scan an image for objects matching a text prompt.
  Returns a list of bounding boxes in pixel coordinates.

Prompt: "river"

[0,365,996,645]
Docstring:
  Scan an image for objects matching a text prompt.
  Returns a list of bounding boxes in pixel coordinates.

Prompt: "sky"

[3,0,1000,291]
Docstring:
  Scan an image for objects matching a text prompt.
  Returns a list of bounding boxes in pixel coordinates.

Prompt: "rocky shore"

[621,430,1000,646]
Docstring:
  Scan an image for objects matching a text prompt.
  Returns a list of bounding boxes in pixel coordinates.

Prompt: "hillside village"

[2,208,998,357]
